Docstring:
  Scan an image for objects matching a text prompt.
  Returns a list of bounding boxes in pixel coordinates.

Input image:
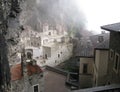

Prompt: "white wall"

[45,44,73,67]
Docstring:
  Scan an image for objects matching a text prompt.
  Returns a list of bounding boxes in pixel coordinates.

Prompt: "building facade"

[20,24,73,67]
[79,57,94,88]
[93,48,109,86]
[101,23,120,84]
[11,50,44,92]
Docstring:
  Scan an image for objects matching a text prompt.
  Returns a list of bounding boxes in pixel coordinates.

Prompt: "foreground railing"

[73,84,120,92]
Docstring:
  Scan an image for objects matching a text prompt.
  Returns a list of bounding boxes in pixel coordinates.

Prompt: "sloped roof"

[101,22,120,32]
[76,46,94,57]
[89,33,109,48]
[75,39,94,57]
[11,63,43,81]
[95,39,109,50]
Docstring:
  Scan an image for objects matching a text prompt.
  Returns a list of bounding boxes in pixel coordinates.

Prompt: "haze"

[75,0,120,33]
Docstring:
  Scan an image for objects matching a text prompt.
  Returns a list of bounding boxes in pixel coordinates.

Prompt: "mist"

[21,0,87,38]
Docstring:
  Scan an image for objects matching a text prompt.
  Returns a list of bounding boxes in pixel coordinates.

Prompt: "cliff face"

[0,0,24,91]
[0,0,87,91]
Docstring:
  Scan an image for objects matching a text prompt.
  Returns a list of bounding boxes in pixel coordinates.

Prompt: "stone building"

[19,23,73,67]
[40,23,73,67]
[11,50,44,92]
[42,43,73,67]
[101,22,120,85]
[77,33,110,89]
[79,56,94,88]
[72,23,120,92]
[93,40,109,86]
[20,26,41,47]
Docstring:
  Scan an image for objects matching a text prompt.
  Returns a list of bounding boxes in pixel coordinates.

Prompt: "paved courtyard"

[44,70,69,92]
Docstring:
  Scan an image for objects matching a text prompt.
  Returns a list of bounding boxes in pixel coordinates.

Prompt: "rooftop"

[101,22,120,32]
[95,39,109,50]
[89,33,109,47]
[11,63,43,81]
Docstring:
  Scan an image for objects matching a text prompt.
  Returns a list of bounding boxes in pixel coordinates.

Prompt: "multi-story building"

[101,22,120,84]
[19,24,73,67]
[93,40,109,86]
[79,56,94,88]
[20,26,41,47]
[11,49,44,92]
[78,33,110,89]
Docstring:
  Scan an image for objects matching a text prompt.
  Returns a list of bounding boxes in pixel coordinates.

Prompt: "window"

[58,54,60,58]
[31,42,33,46]
[45,54,47,59]
[37,43,39,46]
[48,32,51,35]
[33,85,39,92]
[94,78,96,85]
[83,64,88,74]
[113,53,119,73]
[110,49,114,60]
[27,52,32,59]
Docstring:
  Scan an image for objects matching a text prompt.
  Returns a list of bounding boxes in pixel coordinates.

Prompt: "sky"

[74,0,120,34]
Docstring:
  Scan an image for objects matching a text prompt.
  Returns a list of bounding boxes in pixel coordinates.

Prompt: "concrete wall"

[95,50,108,76]
[79,57,94,88]
[79,57,94,74]
[107,31,120,84]
[79,74,93,89]
[94,49,109,86]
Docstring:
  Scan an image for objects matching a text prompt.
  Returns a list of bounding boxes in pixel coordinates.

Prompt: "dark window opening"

[114,54,119,71]
[27,52,32,59]
[45,54,47,59]
[58,54,60,58]
[83,64,88,74]
[110,49,114,60]
[48,32,51,35]
[34,85,39,92]
[37,43,39,46]
[31,42,33,46]
[41,74,43,77]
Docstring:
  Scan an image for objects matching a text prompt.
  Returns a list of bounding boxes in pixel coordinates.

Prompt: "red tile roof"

[11,63,43,81]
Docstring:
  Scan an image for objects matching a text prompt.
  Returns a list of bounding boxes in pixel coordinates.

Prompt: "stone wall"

[0,0,24,91]
[108,31,120,84]
[11,73,44,92]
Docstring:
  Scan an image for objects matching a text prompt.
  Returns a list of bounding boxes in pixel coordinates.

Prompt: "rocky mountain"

[0,0,90,91]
